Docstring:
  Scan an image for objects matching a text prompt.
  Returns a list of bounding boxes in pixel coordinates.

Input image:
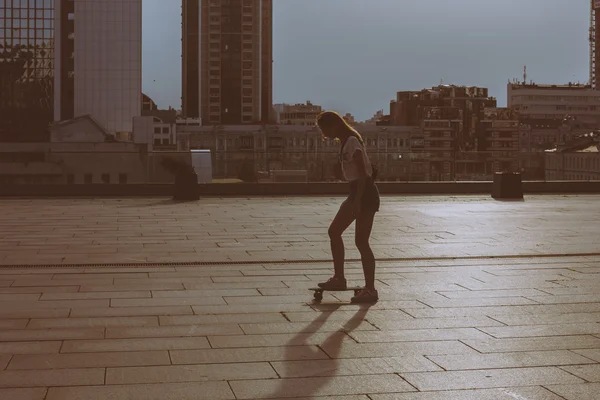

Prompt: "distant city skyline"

[142,0,590,121]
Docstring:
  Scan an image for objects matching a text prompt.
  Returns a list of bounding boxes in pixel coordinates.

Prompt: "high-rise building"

[1,0,55,142]
[55,0,142,135]
[182,0,273,125]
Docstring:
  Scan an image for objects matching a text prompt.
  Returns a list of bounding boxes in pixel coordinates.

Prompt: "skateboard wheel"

[314,291,323,301]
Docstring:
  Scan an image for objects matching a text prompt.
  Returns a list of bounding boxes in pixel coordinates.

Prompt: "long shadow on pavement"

[266,303,371,399]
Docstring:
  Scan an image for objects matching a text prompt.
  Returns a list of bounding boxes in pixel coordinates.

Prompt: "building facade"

[274,101,322,125]
[389,85,497,151]
[507,82,600,126]
[182,0,273,125]
[0,0,55,142]
[54,0,142,135]
[545,134,600,180]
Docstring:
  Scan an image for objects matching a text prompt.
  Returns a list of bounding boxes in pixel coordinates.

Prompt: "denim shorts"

[344,178,380,213]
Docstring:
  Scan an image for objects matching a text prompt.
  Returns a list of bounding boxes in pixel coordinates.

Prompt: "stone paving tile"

[239,321,377,335]
[40,290,151,300]
[0,286,79,294]
[320,341,478,359]
[544,383,600,400]
[480,323,600,338]
[559,364,600,382]
[0,319,29,330]
[209,332,354,349]
[435,288,548,299]
[0,355,10,370]
[490,312,600,326]
[229,374,416,399]
[79,282,185,291]
[406,303,600,318]
[0,368,105,388]
[0,294,41,302]
[170,346,329,365]
[46,382,235,400]
[428,350,596,370]
[369,386,565,399]
[159,313,288,325]
[151,289,260,298]
[61,337,210,353]
[0,328,105,342]
[27,316,159,329]
[401,366,584,391]
[0,388,48,400]
[69,305,194,318]
[463,335,600,353]
[184,281,288,289]
[192,303,312,314]
[1,299,108,310]
[271,356,442,378]
[106,362,277,384]
[0,342,61,355]
[110,297,227,307]
[368,316,503,330]
[105,324,243,339]
[572,348,600,362]
[283,310,412,323]
[8,351,171,370]
[349,328,493,343]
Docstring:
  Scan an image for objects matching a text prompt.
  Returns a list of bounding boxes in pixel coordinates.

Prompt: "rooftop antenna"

[523,65,527,85]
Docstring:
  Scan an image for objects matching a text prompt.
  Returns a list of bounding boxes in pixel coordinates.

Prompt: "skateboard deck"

[308,286,364,301]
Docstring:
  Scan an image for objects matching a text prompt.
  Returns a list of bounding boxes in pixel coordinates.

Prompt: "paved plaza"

[0,195,599,399]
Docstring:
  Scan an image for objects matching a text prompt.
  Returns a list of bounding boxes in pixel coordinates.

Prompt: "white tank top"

[340,136,373,181]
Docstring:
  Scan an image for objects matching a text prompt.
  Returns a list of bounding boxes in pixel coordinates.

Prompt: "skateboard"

[308,286,364,301]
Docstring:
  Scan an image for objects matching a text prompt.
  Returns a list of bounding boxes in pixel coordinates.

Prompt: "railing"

[1,150,598,185]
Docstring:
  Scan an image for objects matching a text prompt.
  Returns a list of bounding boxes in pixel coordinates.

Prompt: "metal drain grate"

[0,252,598,269]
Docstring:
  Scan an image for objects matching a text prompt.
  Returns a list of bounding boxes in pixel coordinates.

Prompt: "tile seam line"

[0,252,599,269]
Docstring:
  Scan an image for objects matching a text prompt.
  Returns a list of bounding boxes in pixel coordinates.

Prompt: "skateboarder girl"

[316,111,380,303]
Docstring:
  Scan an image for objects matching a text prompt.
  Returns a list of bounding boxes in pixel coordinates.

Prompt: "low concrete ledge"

[2,181,600,197]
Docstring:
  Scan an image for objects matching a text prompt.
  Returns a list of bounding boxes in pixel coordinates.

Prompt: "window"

[210,106,220,112]
[243,88,252,96]
[210,60,220,67]
[243,43,252,49]
[243,79,252,86]
[210,79,220,85]
[243,115,252,122]
[154,127,161,134]
[119,174,127,184]
[243,97,253,104]
[243,34,252,41]
[162,138,169,145]
[101,174,110,184]
[242,70,252,77]
[210,88,220,95]
[243,106,252,113]
[162,127,169,134]
[243,52,252,60]
[84,174,93,184]
[210,52,220,58]
[243,61,252,69]
[66,174,75,184]
[154,139,161,145]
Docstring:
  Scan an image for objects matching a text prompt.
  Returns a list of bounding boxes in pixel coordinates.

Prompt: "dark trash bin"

[492,172,523,200]
[174,170,199,201]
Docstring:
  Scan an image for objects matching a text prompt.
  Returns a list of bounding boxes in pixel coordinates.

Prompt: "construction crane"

[591,0,600,89]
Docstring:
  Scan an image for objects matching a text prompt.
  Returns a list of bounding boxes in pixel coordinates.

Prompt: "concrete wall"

[3,181,600,197]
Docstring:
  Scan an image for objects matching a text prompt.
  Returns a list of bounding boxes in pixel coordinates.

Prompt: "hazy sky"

[142,0,589,121]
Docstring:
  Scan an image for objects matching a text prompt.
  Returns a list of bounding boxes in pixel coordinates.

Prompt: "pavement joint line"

[0,252,599,269]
